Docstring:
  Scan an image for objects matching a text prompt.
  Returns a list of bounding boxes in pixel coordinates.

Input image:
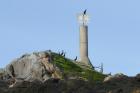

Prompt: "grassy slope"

[51,52,105,82]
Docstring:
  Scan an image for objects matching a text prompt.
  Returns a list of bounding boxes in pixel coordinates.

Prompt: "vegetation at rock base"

[51,52,105,82]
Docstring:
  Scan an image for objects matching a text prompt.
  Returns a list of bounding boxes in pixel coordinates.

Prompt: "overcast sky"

[0,0,140,76]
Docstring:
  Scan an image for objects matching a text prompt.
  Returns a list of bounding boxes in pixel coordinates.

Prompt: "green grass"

[51,52,105,82]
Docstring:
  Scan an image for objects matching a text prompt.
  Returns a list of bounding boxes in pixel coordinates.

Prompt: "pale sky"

[0,0,140,76]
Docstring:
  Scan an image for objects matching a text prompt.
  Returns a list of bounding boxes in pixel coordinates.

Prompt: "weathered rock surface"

[1,51,62,83]
[103,73,128,82]
[1,50,140,93]
[0,76,140,93]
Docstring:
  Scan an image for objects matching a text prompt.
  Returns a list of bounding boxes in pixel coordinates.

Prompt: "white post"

[78,10,92,67]
[79,25,90,65]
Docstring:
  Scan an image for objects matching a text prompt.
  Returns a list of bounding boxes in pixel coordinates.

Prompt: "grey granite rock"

[4,51,61,83]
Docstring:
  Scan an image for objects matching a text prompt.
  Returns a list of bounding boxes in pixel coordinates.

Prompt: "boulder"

[103,73,127,82]
[103,75,113,82]
[4,51,62,82]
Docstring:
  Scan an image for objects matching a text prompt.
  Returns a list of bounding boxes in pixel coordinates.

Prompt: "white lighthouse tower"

[78,10,92,67]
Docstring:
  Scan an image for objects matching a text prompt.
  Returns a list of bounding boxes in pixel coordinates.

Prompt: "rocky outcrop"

[0,75,140,93]
[1,50,140,93]
[0,79,97,93]
[103,73,128,82]
[1,51,62,84]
